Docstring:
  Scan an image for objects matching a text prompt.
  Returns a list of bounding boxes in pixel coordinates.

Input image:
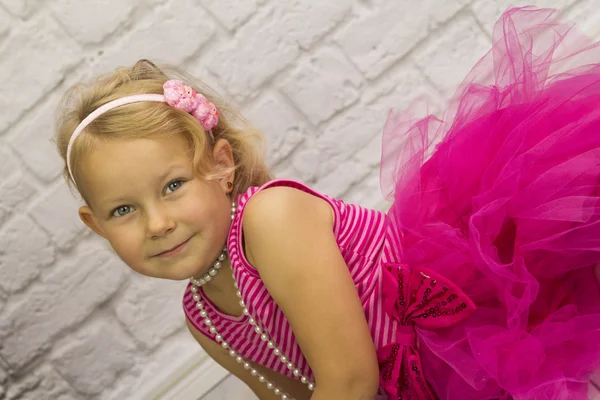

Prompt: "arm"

[243,187,380,400]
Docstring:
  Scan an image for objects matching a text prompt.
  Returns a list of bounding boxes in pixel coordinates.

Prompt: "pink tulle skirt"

[381,6,600,400]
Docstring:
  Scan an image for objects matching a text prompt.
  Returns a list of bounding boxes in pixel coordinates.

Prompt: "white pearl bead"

[205,276,212,282]
[210,327,217,334]
[261,333,268,341]
[216,335,223,342]
[236,356,243,363]
[199,310,207,318]
[258,376,266,383]
[195,303,203,310]
[301,377,308,384]
[229,350,236,357]
[293,369,301,376]
[221,342,228,349]
[243,362,251,370]
[219,253,226,261]
[254,326,262,334]
[193,294,200,301]
[214,261,221,269]
[191,286,198,293]
[204,319,212,326]
[250,369,258,376]
[243,309,250,316]
[274,388,281,395]
[280,356,287,363]
[308,383,315,391]
[267,341,275,349]
[236,291,241,297]
[287,362,294,370]
[267,383,274,390]
[274,349,281,356]
[282,395,289,400]
[209,269,218,277]
[249,318,255,325]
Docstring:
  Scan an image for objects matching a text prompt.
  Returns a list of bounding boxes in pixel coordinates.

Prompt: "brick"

[310,63,437,181]
[114,274,186,349]
[0,215,53,293]
[208,0,351,100]
[281,46,363,125]
[0,16,80,134]
[0,0,45,18]
[0,145,20,178]
[312,158,370,199]
[51,318,136,396]
[4,365,77,400]
[564,0,600,39]
[29,182,85,251]
[414,13,491,96]
[198,0,257,31]
[243,91,308,165]
[94,0,215,73]
[472,0,578,34]
[51,0,133,44]
[0,6,10,40]
[335,0,469,79]
[9,94,65,182]
[0,172,37,213]
[0,244,125,370]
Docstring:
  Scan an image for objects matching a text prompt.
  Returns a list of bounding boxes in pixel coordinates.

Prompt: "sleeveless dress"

[184,6,600,399]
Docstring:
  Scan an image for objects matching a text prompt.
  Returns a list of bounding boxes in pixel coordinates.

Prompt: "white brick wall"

[0,1,598,400]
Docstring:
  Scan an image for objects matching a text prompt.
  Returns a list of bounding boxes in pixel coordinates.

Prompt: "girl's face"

[77,135,235,281]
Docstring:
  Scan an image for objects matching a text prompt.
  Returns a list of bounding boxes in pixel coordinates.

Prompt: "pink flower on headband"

[163,80,219,132]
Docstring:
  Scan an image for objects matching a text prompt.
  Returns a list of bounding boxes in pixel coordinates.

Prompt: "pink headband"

[66,79,219,182]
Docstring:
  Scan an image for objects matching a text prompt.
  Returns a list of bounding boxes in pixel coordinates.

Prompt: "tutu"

[379,6,600,400]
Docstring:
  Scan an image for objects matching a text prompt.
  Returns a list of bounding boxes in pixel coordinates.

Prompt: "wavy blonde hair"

[55,59,272,202]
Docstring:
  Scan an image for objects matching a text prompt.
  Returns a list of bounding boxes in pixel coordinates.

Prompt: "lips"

[154,236,192,257]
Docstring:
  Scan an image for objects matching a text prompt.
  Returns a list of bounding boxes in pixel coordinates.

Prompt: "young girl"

[55,6,600,400]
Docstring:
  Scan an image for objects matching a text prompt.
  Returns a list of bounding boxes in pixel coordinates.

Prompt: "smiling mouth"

[154,236,193,257]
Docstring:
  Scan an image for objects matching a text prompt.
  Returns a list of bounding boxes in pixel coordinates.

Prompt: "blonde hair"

[55,59,272,201]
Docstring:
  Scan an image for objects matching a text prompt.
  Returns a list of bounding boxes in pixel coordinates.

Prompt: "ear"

[79,206,107,239]
[212,139,236,194]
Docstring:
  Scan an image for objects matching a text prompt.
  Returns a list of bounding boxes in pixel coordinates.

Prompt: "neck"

[202,258,235,294]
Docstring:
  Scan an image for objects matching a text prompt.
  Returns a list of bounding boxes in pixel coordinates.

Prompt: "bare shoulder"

[243,186,334,235]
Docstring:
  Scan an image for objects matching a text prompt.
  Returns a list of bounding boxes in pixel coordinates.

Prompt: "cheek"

[106,227,145,263]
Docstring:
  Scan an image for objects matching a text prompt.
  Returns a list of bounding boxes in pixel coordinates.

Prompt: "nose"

[146,205,176,239]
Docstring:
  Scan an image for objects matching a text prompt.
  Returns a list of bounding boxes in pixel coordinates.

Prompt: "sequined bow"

[378,264,476,399]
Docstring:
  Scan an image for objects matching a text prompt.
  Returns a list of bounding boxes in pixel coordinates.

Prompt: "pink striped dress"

[183,179,400,382]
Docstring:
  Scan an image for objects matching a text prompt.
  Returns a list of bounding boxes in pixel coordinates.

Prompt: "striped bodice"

[183,179,401,379]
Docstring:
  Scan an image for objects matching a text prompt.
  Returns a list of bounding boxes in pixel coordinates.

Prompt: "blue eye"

[166,180,184,194]
[112,205,133,217]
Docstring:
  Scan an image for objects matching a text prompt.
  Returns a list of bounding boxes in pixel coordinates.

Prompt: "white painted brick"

[9,95,65,182]
[0,6,11,39]
[29,182,85,251]
[289,139,320,183]
[312,158,370,198]
[51,0,133,44]
[0,215,53,293]
[0,172,37,214]
[472,0,578,34]
[414,13,491,96]
[94,0,215,73]
[310,63,436,181]
[198,0,257,31]
[0,145,20,178]
[114,275,186,349]
[4,365,77,400]
[0,0,44,18]
[0,16,80,133]
[51,318,136,396]
[281,46,363,125]
[335,0,469,79]
[243,91,307,166]
[564,0,600,38]
[0,245,125,370]
[208,0,351,100]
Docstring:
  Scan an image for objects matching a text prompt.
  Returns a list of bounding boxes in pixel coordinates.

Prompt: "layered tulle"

[380,6,600,399]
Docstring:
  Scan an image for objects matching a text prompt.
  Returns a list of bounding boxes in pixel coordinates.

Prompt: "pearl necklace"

[189,202,316,400]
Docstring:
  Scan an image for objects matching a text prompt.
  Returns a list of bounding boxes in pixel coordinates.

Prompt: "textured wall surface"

[0,0,599,399]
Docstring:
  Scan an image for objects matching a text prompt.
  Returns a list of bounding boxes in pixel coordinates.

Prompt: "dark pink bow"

[378,264,476,399]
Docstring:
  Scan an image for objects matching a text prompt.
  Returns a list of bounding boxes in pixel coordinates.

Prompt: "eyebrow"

[95,164,187,207]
